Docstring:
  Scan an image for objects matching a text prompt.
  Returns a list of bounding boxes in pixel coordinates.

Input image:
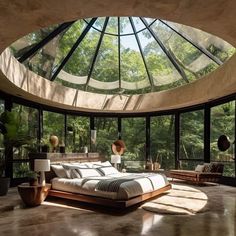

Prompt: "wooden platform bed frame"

[48,184,171,208]
[40,154,172,209]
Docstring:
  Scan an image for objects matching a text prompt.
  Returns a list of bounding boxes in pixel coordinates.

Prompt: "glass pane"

[92,17,106,31]
[53,20,87,73]
[120,17,133,35]
[43,111,65,152]
[179,160,204,170]
[24,33,63,80]
[122,118,146,164]
[120,35,149,84]
[210,101,235,177]
[64,28,100,77]
[10,25,58,59]
[152,20,218,83]
[138,29,183,88]
[132,17,146,32]
[180,110,204,159]
[13,162,30,178]
[0,100,4,174]
[91,34,118,82]
[166,21,235,63]
[95,117,118,160]
[12,104,39,160]
[106,17,118,35]
[150,115,175,170]
[66,115,90,153]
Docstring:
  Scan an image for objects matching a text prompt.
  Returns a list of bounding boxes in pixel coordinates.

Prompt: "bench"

[169,163,224,184]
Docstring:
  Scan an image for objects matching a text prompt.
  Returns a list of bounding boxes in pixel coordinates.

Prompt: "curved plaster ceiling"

[0,0,236,114]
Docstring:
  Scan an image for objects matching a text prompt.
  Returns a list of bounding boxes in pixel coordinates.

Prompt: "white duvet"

[51,172,169,200]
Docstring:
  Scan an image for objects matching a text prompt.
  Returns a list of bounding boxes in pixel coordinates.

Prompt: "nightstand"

[18,183,51,207]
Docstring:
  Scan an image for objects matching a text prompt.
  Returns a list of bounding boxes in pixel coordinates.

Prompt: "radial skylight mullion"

[159,19,223,66]
[19,21,75,63]
[118,17,121,89]
[140,17,189,83]
[85,17,109,89]
[50,18,97,81]
[129,17,154,88]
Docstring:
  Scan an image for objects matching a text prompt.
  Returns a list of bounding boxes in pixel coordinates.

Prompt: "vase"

[49,135,59,152]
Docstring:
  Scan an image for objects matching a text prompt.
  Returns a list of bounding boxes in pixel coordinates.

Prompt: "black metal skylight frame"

[15,16,226,92]
[51,18,97,81]
[83,18,158,37]
[140,17,189,83]
[18,21,76,63]
[129,17,154,87]
[85,17,109,89]
[158,19,223,66]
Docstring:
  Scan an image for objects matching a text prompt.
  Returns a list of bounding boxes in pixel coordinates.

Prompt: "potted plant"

[27,170,38,186]
[0,153,9,196]
[0,110,33,195]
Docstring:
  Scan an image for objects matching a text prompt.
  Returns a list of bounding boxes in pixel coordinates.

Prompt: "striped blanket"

[82,173,156,192]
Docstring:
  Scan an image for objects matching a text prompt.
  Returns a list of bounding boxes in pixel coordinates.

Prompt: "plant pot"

[59,146,65,153]
[29,178,38,186]
[41,145,49,153]
[0,177,10,196]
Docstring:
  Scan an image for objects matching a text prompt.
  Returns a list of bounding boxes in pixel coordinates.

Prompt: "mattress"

[51,172,169,200]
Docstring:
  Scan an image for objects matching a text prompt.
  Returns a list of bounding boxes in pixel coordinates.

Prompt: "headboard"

[28,152,105,183]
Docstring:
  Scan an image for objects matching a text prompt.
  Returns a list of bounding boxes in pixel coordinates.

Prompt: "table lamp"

[111,155,121,169]
[34,159,50,186]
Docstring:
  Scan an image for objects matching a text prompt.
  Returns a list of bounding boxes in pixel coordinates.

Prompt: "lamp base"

[39,171,46,186]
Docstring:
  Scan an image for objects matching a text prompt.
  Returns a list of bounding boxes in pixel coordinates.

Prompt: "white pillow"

[97,166,119,176]
[84,161,102,168]
[76,168,102,178]
[62,164,82,179]
[93,161,112,168]
[51,165,67,178]
[195,164,205,172]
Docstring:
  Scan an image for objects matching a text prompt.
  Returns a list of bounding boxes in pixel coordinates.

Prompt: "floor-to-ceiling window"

[210,101,235,177]
[66,115,90,153]
[94,117,118,160]
[43,111,65,152]
[0,100,4,175]
[150,115,175,170]
[11,104,39,178]
[179,109,204,170]
[122,117,146,170]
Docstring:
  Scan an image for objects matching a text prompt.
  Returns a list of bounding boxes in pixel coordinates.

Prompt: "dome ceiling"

[10,17,235,95]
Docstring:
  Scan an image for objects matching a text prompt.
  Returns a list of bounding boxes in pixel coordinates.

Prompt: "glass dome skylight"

[10,17,235,95]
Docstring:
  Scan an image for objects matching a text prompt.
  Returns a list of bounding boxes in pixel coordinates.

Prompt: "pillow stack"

[51,161,119,179]
[194,163,224,173]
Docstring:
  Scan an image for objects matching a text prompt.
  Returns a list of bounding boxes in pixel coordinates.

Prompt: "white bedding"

[51,172,169,200]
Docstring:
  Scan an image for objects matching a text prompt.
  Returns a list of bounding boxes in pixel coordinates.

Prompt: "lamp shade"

[111,155,121,164]
[34,159,50,172]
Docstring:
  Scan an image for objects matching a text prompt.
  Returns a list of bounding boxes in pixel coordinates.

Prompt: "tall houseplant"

[0,111,32,195]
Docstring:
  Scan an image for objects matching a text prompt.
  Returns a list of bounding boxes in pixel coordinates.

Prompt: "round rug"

[142,184,208,215]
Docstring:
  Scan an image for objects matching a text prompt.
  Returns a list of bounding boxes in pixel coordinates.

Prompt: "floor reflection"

[0,184,235,236]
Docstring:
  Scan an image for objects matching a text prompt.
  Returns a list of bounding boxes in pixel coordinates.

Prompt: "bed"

[45,156,171,208]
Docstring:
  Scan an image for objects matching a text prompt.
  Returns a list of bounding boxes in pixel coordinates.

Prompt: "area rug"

[142,184,209,215]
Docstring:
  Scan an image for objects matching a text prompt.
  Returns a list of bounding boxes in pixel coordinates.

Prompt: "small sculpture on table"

[49,135,59,153]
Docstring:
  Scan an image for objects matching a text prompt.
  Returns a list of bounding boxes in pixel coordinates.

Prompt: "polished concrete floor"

[0,182,235,236]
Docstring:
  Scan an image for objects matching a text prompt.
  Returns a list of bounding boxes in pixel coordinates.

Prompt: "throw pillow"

[76,167,102,178]
[93,161,112,168]
[51,165,67,178]
[203,163,213,172]
[194,164,205,172]
[62,164,82,179]
[97,166,120,175]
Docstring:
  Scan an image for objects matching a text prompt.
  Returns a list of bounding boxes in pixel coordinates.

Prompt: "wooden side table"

[18,183,51,207]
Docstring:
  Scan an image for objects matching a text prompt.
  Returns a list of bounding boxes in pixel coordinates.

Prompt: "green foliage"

[26,170,38,180]
[0,111,33,148]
